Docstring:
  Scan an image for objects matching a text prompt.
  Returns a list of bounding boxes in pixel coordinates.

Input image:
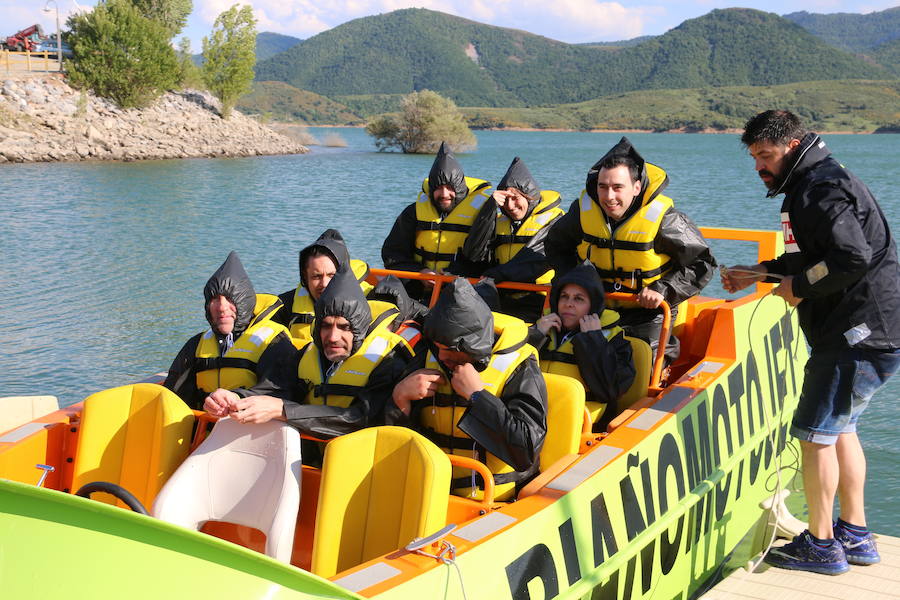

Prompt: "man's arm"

[572,330,635,409]
[651,208,717,305]
[233,333,300,400]
[544,201,583,276]
[163,333,203,409]
[382,203,426,272]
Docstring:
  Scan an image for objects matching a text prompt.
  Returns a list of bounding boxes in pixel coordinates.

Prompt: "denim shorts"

[792,346,900,445]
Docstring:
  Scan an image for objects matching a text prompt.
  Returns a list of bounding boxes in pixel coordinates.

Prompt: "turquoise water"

[2,128,898,533]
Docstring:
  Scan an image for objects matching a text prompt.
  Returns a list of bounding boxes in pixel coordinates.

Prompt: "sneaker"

[763,530,850,575]
[834,521,880,565]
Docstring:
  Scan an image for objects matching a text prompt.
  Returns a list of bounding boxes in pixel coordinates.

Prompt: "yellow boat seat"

[312,426,451,578]
[71,383,195,511]
[584,335,653,423]
[152,417,302,563]
[539,373,586,471]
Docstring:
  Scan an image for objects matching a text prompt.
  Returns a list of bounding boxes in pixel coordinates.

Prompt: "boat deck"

[702,533,900,599]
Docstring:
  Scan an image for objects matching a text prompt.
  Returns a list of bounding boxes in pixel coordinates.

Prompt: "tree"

[366,89,476,153]
[176,36,203,89]
[67,0,179,109]
[131,0,192,37]
[202,4,257,118]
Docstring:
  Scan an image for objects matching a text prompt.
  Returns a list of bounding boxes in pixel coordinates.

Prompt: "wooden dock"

[702,533,900,599]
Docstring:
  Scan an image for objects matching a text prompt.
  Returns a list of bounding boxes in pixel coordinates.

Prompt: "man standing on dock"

[723,110,900,574]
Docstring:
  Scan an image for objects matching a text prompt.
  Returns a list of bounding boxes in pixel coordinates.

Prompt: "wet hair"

[741,110,807,147]
[597,155,640,183]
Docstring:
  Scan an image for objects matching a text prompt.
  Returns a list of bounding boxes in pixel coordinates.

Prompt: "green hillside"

[236,81,362,124]
[872,38,900,77]
[255,7,892,107]
[256,32,303,61]
[784,8,900,53]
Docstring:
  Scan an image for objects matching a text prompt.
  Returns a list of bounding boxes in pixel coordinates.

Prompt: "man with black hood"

[481,156,565,322]
[546,137,715,364]
[272,228,371,347]
[530,261,635,428]
[381,142,493,299]
[164,251,297,410]
[205,266,411,449]
[722,110,900,575]
[386,278,547,502]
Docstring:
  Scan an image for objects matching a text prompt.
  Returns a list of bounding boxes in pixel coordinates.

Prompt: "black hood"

[368,274,428,324]
[203,251,256,336]
[550,261,606,317]
[313,265,372,356]
[585,137,652,222]
[424,278,494,371]
[299,228,351,289]
[425,142,469,212]
[498,156,541,217]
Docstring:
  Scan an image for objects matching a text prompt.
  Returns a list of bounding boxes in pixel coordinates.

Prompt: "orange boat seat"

[312,426,451,578]
[152,417,302,563]
[539,373,586,471]
[71,383,195,511]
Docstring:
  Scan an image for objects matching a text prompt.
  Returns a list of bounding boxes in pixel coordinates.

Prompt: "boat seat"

[71,383,194,511]
[152,417,302,563]
[0,395,59,434]
[312,426,451,578]
[539,373,586,471]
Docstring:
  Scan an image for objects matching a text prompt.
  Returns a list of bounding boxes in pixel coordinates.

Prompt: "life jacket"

[287,259,372,346]
[297,327,409,409]
[419,312,536,501]
[195,294,291,393]
[576,162,673,301]
[538,309,623,423]
[495,190,564,289]
[414,177,491,273]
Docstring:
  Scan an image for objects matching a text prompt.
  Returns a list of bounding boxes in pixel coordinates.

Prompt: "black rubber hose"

[74,481,149,515]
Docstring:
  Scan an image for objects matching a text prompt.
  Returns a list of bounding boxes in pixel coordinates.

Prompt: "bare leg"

[800,440,839,539]
[835,432,867,527]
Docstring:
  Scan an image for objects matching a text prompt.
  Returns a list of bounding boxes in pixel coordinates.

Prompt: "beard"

[758,168,785,191]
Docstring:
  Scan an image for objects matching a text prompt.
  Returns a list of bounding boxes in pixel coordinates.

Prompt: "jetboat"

[0,227,806,600]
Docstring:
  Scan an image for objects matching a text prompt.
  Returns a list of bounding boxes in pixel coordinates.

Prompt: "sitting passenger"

[386,278,547,501]
[272,228,371,347]
[530,261,635,428]
[164,251,297,410]
[366,274,429,353]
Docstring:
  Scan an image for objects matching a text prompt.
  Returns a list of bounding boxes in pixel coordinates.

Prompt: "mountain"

[236,81,360,124]
[255,8,892,108]
[256,32,303,61]
[784,8,900,53]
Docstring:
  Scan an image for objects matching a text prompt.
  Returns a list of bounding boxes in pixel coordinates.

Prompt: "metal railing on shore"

[1,49,62,73]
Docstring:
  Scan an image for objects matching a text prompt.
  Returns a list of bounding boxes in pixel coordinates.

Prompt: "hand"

[491,189,516,206]
[579,313,602,332]
[392,368,444,415]
[229,395,285,424]
[204,388,238,417]
[536,313,562,335]
[419,268,436,291]
[450,363,485,399]
[720,264,766,293]
[637,287,665,309]
[772,276,801,306]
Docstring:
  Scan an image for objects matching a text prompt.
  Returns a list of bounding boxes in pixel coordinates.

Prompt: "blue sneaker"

[834,521,880,565]
[764,530,850,575]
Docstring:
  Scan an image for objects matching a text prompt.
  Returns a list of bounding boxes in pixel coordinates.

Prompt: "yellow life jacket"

[538,309,623,423]
[419,312,536,501]
[576,162,674,298]
[288,259,372,346]
[414,177,491,273]
[494,190,564,284]
[297,327,409,409]
[195,295,291,393]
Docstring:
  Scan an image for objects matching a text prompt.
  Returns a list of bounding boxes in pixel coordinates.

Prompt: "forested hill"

[254,7,893,107]
[784,8,900,53]
[256,32,303,61]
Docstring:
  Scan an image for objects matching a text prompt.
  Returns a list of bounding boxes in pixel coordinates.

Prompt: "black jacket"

[528,262,635,416]
[761,133,900,351]
[164,251,297,409]
[385,278,547,477]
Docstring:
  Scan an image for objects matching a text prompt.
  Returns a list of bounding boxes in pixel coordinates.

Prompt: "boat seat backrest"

[540,373,586,471]
[152,417,302,562]
[0,395,59,434]
[621,336,652,409]
[312,426,451,578]
[71,383,195,511]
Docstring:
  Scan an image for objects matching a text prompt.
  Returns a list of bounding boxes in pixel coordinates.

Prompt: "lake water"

[2,127,898,534]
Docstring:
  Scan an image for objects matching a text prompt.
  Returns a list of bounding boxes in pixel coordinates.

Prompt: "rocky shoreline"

[0,74,308,163]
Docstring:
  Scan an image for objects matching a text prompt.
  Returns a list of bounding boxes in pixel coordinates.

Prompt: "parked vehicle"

[3,24,45,52]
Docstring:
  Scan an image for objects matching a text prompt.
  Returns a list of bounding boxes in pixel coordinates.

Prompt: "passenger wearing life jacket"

[164,251,298,410]
[529,262,635,428]
[381,142,493,300]
[386,278,547,501]
[481,157,565,323]
[366,274,429,355]
[204,266,411,444]
[545,137,716,364]
[272,228,371,348]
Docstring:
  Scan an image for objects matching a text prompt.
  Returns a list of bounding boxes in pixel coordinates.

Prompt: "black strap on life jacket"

[415,221,472,234]
[493,233,533,247]
[365,306,400,336]
[582,234,655,252]
[289,312,315,326]
[194,356,257,372]
[414,247,458,263]
[540,349,577,364]
[312,382,364,400]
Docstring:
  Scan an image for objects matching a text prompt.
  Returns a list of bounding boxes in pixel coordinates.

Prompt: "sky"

[4,0,897,53]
